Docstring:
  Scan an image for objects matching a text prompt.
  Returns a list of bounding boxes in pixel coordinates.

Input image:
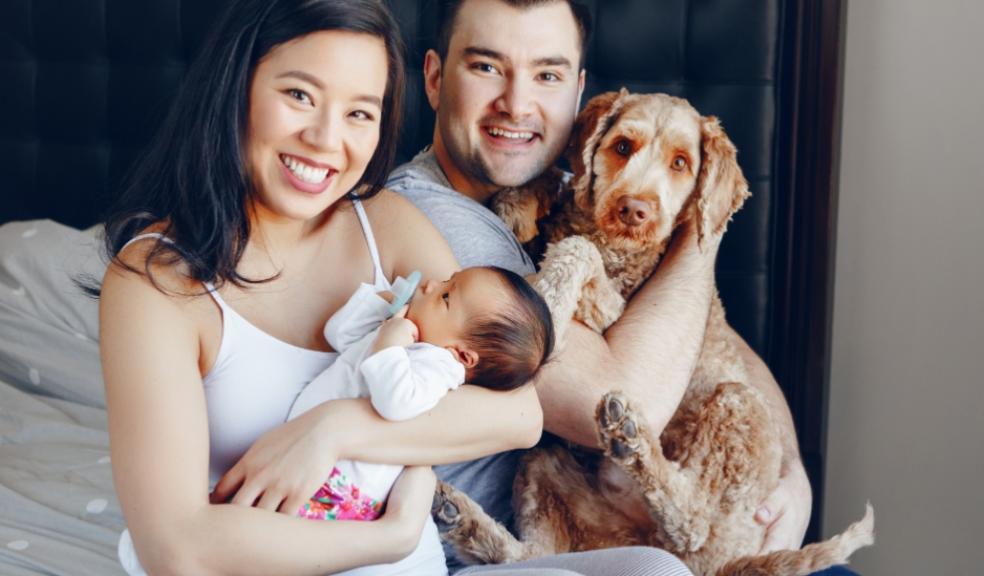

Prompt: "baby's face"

[406,268,506,349]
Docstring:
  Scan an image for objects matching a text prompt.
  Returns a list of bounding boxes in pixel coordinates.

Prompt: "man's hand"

[755,460,812,553]
[372,306,419,354]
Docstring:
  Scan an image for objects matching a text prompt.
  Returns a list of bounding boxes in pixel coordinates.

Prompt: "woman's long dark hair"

[98,0,406,294]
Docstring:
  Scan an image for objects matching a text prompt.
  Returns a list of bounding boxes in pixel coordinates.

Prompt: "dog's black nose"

[617,197,651,226]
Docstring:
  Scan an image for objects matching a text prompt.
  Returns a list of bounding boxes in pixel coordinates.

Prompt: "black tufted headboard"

[0,0,845,541]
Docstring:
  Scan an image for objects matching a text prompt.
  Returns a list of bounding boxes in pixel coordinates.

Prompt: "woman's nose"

[301,111,342,151]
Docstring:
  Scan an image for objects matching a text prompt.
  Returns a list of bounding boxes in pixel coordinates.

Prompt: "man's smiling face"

[426,0,585,200]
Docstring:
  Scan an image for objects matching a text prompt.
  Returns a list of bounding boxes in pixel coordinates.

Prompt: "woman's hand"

[210,405,338,518]
[378,466,437,558]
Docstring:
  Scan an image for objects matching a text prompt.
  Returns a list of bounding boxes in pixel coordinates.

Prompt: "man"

[386,0,820,573]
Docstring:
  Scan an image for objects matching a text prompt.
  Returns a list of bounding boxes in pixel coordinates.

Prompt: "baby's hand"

[372,306,419,353]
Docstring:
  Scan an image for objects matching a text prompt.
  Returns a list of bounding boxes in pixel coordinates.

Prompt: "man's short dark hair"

[436,0,592,69]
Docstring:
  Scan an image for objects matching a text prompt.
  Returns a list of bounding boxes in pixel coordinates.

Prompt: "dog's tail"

[715,503,874,576]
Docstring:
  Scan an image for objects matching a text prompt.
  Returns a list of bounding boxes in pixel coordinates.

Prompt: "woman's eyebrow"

[276,70,324,88]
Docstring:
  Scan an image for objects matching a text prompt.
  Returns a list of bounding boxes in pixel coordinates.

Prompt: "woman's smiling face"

[246,30,388,221]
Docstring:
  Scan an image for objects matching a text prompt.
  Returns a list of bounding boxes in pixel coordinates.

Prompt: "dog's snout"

[617,197,653,227]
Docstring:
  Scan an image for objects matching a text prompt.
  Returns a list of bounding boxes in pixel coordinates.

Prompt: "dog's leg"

[431,481,530,565]
[597,392,710,554]
[534,236,625,340]
[512,445,637,557]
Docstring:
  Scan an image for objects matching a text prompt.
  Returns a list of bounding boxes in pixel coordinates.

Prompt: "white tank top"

[121,199,391,483]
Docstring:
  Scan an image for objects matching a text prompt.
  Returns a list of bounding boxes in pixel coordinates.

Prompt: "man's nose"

[300,110,342,151]
[493,77,535,119]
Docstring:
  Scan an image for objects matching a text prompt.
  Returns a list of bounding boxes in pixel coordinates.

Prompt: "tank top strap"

[351,198,392,291]
[118,232,232,310]
[119,232,172,252]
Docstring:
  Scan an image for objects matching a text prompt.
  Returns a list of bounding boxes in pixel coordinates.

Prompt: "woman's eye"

[351,110,375,121]
[672,155,688,171]
[286,88,312,105]
[615,139,633,157]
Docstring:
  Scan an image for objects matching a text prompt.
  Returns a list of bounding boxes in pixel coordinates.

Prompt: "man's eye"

[286,88,312,105]
[473,62,499,75]
[540,72,560,82]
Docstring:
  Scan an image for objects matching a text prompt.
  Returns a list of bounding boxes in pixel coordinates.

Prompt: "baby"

[287,265,555,524]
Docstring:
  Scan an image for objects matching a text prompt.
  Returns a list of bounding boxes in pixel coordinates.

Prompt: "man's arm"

[535,223,717,447]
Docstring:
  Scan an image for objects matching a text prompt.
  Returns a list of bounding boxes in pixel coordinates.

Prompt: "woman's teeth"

[487,127,534,140]
[281,154,330,183]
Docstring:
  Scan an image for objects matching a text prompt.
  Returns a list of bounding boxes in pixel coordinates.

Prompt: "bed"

[0,0,845,573]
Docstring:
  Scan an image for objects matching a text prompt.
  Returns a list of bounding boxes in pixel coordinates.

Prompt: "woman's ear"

[567,88,630,212]
[448,345,479,370]
[692,115,751,250]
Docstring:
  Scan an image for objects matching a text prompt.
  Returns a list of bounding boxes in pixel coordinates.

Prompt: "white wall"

[826,0,984,573]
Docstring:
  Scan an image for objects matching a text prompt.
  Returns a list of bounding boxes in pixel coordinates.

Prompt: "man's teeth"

[487,127,534,140]
[281,154,330,184]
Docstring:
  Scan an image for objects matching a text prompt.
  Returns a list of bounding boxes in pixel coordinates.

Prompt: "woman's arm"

[101,257,431,576]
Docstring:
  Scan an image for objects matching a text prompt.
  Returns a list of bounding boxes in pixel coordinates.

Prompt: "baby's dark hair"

[465,267,555,391]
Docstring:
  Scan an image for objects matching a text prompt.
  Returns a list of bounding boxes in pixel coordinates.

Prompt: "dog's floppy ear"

[567,88,630,212]
[693,115,750,249]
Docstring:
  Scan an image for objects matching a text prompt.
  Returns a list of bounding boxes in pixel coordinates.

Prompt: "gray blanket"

[0,220,125,575]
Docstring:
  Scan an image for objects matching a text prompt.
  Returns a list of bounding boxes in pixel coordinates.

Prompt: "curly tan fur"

[433,91,874,576]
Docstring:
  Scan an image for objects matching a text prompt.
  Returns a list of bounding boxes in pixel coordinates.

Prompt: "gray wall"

[825,0,984,573]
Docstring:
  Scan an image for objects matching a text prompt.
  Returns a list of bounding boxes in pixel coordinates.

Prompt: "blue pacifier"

[387,270,422,317]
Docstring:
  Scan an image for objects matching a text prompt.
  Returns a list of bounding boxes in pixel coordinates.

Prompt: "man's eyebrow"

[532,56,573,69]
[464,46,508,62]
[275,70,382,108]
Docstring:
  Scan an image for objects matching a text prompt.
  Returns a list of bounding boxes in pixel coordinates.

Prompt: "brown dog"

[431,90,874,576]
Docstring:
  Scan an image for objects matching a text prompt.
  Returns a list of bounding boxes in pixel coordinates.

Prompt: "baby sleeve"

[324,283,391,352]
[360,344,466,421]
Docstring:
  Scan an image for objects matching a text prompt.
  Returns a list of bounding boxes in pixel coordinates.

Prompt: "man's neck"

[430,136,500,205]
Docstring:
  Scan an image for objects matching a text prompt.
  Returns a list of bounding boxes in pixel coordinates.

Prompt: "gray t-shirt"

[386,149,536,572]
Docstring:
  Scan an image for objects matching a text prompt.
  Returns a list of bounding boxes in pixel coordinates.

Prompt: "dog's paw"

[431,481,463,532]
[597,392,643,464]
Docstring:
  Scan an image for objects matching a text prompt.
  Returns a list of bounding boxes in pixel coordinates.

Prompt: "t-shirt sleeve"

[360,344,465,421]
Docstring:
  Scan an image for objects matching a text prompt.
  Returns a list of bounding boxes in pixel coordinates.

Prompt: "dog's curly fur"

[431,90,874,576]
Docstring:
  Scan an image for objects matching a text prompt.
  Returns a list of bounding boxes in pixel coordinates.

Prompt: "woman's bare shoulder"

[360,189,459,278]
[104,224,207,305]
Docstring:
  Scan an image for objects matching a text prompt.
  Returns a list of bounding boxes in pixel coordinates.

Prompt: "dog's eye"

[671,155,689,172]
[614,139,633,157]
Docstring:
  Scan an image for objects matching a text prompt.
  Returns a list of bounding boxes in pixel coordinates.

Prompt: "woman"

[100,0,541,574]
